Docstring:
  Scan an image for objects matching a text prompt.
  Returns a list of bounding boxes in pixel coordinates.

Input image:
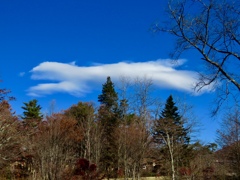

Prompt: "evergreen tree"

[161,95,181,122]
[21,99,43,126]
[153,95,190,180]
[160,95,189,144]
[98,76,118,112]
[98,76,119,179]
[98,76,119,133]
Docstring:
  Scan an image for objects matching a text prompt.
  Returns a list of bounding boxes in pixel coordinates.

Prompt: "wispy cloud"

[19,72,25,77]
[27,59,208,97]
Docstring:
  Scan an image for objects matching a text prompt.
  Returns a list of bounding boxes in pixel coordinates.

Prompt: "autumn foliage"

[71,158,104,180]
[0,77,239,179]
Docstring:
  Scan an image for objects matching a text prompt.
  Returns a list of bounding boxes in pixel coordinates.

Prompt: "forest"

[1,0,240,179]
[0,76,239,180]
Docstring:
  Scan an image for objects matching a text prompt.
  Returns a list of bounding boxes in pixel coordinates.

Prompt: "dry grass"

[104,177,170,180]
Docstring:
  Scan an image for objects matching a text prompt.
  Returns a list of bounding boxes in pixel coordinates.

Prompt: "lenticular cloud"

[27,59,203,97]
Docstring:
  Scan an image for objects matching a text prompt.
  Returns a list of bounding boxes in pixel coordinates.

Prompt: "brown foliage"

[22,113,83,179]
[0,100,20,168]
[71,158,104,180]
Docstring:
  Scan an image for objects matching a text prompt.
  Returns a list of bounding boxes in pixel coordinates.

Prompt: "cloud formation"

[27,59,203,97]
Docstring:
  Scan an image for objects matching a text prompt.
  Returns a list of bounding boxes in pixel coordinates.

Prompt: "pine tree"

[160,95,189,144]
[161,95,181,122]
[153,95,190,180]
[98,76,119,132]
[98,76,118,112]
[21,99,43,127]
[98,76,119,179]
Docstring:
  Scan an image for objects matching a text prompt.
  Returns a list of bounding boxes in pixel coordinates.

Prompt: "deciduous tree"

[216,107,240,177]
[116,76,156,179]
[0,101,20,169]
[187,142,217,179]
[0,84,20,178]
[29,113,82,180]
[153,0,240,114]
[65,102,97,161]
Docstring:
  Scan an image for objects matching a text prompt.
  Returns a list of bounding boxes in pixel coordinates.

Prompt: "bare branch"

[153,0,240,113]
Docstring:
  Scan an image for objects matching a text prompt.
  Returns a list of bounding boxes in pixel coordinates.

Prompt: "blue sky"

[0,0,221,143]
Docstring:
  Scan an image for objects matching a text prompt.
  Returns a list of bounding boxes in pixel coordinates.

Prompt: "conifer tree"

[160,95,189,144]
[98,76,119,179]
[153,95,190,180]
[161,95,181,122]
[21,99,43,126]
[98,76,118,112]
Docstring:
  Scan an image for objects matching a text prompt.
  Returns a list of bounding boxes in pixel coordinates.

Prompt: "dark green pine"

[21,99,43,122]
[98,76,118,112]
[97,77,119,179]
[161,95,181,124]
[162,95,189,144]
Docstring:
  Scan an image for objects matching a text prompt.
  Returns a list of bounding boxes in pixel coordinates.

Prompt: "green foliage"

[154,95,190,145]
[98,77,119,178]
[152,95,191,178]
[98,76,118,113]
[21,99,43,126]
[2,78,235,179]
[98,76,119,128]
[65,102,95,125]
[118,98,130,119]
[161,95,181,123]
[64,102,95,159]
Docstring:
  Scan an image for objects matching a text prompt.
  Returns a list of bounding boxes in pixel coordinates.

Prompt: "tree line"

[0,76,239,180]
[1,0,240,179]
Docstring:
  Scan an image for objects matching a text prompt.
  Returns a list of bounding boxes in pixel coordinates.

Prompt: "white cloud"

[27,59,209,97]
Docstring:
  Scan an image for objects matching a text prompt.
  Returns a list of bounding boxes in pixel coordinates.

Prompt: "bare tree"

[90,119,103,168]
[175,96,201,142]
[116,116,151,180]
[64,102,97,161]
[154,117,189,180]
[188,142,217,179]
[28,113,82,180]
[116,76,155,179]
[131,76,156,122]
[116,76,132,179]
[216,107,240,176]
[48,99,57,116]
[0,101,20,170]
[154,0,240,113]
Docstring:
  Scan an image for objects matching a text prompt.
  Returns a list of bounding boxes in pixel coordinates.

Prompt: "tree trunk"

[166,133,175,180]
